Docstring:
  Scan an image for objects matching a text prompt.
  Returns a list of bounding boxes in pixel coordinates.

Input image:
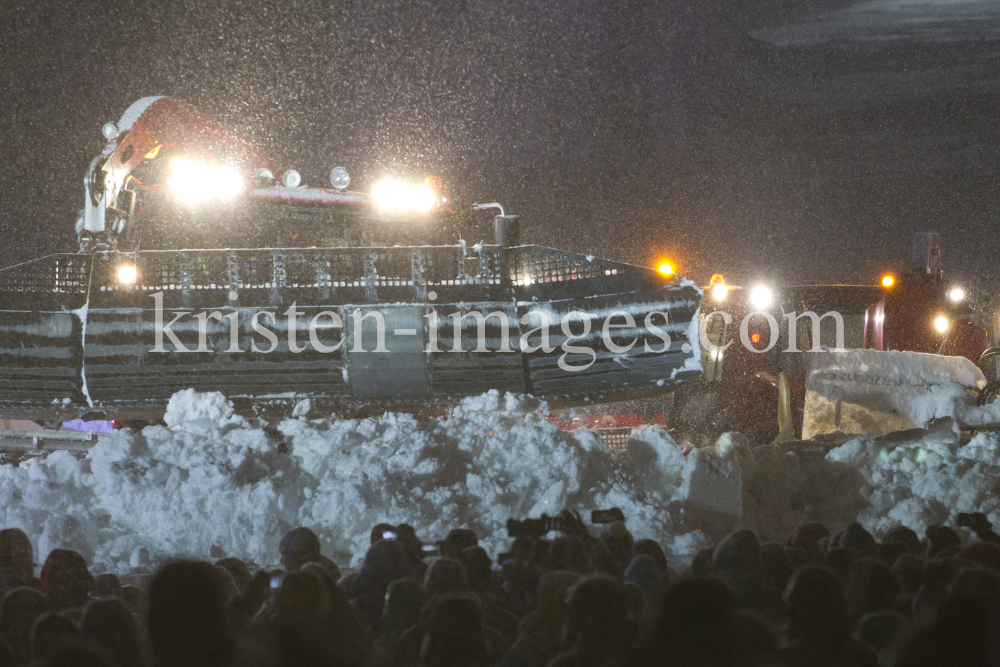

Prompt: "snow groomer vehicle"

[0,97,702,425]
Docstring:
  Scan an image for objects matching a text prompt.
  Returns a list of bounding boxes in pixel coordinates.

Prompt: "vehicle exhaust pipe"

[493,215,519,248]
[471,202,520,248]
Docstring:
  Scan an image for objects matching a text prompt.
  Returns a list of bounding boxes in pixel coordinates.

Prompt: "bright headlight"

[168,158,242,204]
[712,284,728,302]
[949,287,965,302]
[117,265,137,284]
[372,180,435,212]
[749,285,773,310]
[934,316,949,333]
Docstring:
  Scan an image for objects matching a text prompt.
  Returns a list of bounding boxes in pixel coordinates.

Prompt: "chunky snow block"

[802,348,990,439]
[678,448,742,537]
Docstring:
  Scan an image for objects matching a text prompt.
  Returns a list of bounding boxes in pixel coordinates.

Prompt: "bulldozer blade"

[802,348,987,439]
[0,245,702,420]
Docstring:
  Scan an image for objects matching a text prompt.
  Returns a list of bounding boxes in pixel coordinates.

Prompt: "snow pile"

[6,380,1000,574]
[828,423,1000,538]
[738,416,1000,545]
[0,390,719,573]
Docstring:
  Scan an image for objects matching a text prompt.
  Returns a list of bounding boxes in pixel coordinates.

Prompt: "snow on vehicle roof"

[99,97,167,160]
[117,96,166,134]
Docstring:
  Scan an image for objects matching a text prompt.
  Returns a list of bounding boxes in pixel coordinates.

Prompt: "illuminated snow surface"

[3,388,1000,575]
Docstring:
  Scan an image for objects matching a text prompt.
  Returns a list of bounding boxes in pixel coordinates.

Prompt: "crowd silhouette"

[1,511,999,666]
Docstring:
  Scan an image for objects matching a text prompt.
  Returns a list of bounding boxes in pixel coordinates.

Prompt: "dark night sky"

[1,0,998,291]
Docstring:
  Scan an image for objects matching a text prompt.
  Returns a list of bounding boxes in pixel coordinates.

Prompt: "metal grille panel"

[510,246,625,286]
[91,246,507,293]
[595,428,633,456]
[0,256,90,294]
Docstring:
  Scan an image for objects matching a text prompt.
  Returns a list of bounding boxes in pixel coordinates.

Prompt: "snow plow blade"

[801,348,998,438]
[0,245,701,420]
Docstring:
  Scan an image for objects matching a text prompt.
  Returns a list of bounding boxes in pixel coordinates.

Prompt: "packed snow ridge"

[2,388,1000,574]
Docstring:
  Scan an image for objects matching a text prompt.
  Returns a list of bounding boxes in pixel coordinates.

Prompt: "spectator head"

[784,565,848,640]
[823,548,858,585]
[299,562,364,639]
[509,536,538,566]
[838,522,878,558]
[844,558,901,624]
[691,548,715,576]
[30,610,77,663]
[598,522,635,569]
[337,571,360,593]
[91,573,121,599]
[653,576,736,667]
[0,528,34,582]
[882,525,921,554]
[958,543,1000,572]
[118,586,147,618]
[906,570,1000,665]
[624,555,662,600]
[215,557,251,595]
[298,561,333,589]
[926,525,961,558]
[35,636,116,667]
[79,597,142,667]
[424,557,469,598]
[561,574,630,652]
[733,610,778,665]
[623,582,647,628]
[1,586,46,664]
[214,566,237,602]
[419,594,490,667]
[855,611,906,658]
[936,544,964,560]
[830,529,845,549]
[358,538,411,596]
[441,529,478,560]
[147,561,236,667]
[590,543,624,583]
[760,542,794,592]
[273,571,322,622]
[948,566,1000,605]
[279,527,322,573]
[912,556,964,628]
[459,546,493,594]
[714,529,761,576]
[534,571,580,640]
[787,522,831,561]
[785,545,805,573]
[878,541,908,568]
[394,524,423,558]
[314,555,341,583]
[40,550,93,610]
[545,536,590,575]
[891,553,924,596]
[632,539,669,575]
[370,523,396,546]
[380,578,428,649]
